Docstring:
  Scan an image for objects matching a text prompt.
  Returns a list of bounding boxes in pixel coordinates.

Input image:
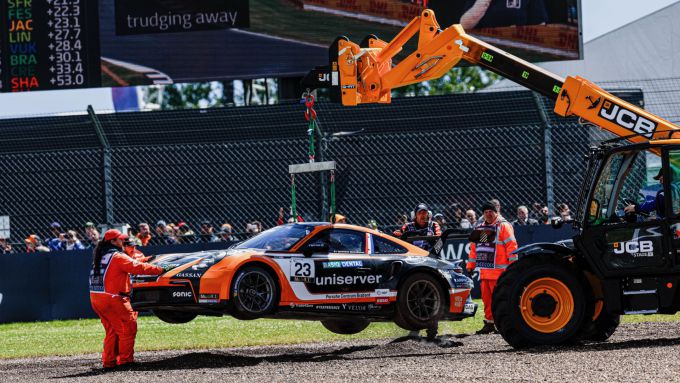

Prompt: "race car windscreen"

[234,224,315,252]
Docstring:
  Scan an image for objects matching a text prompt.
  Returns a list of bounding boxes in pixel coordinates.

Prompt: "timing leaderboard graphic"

[0,0,102,92]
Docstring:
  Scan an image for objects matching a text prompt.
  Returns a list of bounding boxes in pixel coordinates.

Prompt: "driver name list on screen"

[2,0,101,93]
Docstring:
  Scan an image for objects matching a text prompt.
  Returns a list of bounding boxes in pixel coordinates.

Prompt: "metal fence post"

[317,125,329,221]
[87,105,114,225]
[533,94,555,214]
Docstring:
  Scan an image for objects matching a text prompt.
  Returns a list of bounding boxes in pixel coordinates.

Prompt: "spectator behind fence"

[444,203,465,228]
[155,220,167,237]
[0,238,12,254]
[163,224,178,245]
[490,198,503,219]
[433,213,447,231]
[199,220,216,243]
[136,223,152,246]
[558,203,573,221]
[331,214,346,224]
[366,219,380,232]
[538,205,551,225]
[512,205,538,226]
[460,209,477,229]
[217,223,234,241]
[531,202,544,220]
[176,222,197,243]
[277,207,304,225]
[123,236,151,262]
[48,222,63,251]
[84,222,100,248]
[25,234,50,252]
[63,230,85,251]
[245,221,262,237]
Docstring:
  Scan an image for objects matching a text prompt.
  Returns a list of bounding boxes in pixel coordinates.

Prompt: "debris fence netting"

[2,78,674,249]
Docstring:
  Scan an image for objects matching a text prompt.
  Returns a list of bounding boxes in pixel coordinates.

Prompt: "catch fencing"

[1,79,677,248]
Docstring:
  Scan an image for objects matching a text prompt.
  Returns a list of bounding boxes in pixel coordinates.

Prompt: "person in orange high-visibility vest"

[89,229,168,369]
[467,201,518,334]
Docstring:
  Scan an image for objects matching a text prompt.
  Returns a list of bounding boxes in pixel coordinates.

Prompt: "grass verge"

[0,315,480,359]
[2,301,679,359]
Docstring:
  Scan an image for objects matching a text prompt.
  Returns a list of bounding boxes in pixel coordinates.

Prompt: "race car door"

[292,228,381,300]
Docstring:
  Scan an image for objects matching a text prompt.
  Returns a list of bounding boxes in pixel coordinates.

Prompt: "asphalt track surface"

[3,322,680,382]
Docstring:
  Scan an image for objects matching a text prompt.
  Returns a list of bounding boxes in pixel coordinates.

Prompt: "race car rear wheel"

[152,309,198,324]
[321,319,370,335]
[394,273,446,331]
[230,265,279,320]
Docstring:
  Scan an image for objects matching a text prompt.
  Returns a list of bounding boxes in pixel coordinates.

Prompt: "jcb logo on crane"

[613,240,654,257]
[599,100,657,138]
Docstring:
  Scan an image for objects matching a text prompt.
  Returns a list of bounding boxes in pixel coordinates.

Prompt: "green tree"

[144,83,222,110]
[392,66,500,97]
[143,79,277,110]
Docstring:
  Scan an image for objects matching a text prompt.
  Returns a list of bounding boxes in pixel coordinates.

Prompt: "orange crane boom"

[302,9,679,144]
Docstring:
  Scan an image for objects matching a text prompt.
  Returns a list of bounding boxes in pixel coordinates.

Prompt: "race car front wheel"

[321,319,370,335]
[394,273,446,331]
[230,265,279,320]
[152,309,198,324]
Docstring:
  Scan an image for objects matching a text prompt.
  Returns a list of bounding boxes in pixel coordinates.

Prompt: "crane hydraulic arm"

[301,9,679,144]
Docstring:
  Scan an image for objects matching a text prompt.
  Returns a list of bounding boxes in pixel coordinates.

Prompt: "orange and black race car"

[131,223,476,334]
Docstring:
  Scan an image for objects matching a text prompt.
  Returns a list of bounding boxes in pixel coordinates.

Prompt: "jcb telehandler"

[302,9,680,348]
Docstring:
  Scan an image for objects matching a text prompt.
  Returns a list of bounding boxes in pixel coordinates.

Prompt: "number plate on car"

[290,258,315,282]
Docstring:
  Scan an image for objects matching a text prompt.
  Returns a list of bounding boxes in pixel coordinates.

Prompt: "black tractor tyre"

[581,307,620,342]
[492,255,591,349]
[321,319,370,335]
[152,309,198,324]
[229,266,279,320]
[394,272,447,331]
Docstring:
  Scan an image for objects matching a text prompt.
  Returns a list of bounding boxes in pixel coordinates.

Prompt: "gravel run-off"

[3,322,680,382]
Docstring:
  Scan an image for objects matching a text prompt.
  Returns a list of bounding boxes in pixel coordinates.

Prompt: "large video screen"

[0,0,581,93]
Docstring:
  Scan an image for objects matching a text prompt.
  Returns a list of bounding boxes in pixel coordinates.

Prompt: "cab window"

[589,150,659,226]
[373,236,408,254]
[668,150,680,217]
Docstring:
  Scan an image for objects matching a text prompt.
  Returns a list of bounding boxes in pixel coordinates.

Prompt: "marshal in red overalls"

[89,230,164,369]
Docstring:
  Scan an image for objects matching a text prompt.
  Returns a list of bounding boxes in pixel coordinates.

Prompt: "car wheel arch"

[225,259,284,303]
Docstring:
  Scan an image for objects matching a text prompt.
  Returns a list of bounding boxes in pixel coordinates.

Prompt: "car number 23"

[290,258,315,282]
